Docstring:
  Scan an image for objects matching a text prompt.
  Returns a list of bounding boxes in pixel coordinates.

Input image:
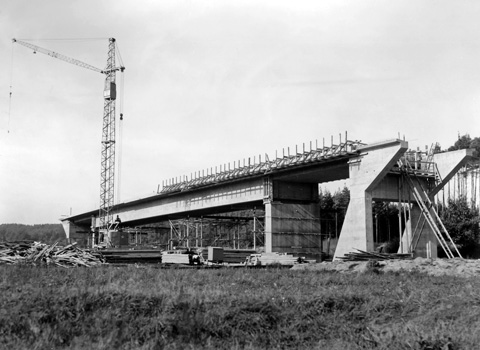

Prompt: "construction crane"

[12,38,125,246]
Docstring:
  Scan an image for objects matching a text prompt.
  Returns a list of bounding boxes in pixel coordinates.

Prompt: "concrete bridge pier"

[334,140,408,260]
[263,179,321,259]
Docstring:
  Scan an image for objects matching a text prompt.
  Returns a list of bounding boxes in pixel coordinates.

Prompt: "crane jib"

[12,38,124,75]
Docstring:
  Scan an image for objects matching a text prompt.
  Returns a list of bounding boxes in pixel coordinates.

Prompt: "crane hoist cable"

[7,42,15,133]
[115,42,125,205]
[117,68,125,204]
[12,38,125,243]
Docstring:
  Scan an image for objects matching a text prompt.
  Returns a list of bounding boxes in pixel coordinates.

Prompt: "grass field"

[1,265,479,349]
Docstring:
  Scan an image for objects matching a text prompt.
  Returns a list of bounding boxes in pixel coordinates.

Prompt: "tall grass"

[0,265,479,349]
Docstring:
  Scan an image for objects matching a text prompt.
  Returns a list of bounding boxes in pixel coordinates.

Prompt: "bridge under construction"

[60,135,474,260]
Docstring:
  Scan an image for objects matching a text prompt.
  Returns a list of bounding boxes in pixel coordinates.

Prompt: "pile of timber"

[339,249,413,261]
[96,249,162,264]
[0,241,104,267]
[247,252,299,266]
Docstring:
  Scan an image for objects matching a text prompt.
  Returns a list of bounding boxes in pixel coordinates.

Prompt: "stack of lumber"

[161,253,190,265]
[223,249,256,263]
[339,249,413,261]
[249,252,299,266]
[199,248,256,263]
[96,249,162,264]
[161,250,204,265]
[0,241,104,267]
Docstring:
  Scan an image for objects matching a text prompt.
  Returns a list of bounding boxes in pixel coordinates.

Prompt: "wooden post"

[233,222,236,249]
[186,219,189,249]
[195,222,198,248]
[398,177,403,254]
[253,209,256,250]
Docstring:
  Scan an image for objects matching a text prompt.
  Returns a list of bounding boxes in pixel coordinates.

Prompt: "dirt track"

[292,257,480,277]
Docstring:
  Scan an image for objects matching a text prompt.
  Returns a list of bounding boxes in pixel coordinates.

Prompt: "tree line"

[442,134,480,256]
[445,134,480,157]
[0,224,66,245]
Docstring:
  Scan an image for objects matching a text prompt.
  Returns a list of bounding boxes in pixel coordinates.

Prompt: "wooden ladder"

[399,159,462,258]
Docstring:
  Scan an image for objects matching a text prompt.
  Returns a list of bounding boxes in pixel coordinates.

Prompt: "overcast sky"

[1,0,479,224]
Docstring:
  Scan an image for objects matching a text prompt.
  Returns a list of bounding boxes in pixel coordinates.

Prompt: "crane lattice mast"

[12,38,125,240]
[100,38,118,233]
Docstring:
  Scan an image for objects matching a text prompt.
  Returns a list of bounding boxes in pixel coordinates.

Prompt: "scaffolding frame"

[167,212,265,250]
[398,157,462,258]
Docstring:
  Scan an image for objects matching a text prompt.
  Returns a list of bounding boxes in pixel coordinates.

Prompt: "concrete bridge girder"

[114,179,264,225]
[62,154,355,245]
[62,179,265,241]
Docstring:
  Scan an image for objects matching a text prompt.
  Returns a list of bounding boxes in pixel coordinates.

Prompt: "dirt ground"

[292,257,480,277]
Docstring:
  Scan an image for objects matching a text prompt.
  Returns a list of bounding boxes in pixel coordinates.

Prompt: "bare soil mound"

[292,257,480,277]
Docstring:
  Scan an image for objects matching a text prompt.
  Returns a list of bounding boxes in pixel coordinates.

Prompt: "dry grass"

[1,265,479,349]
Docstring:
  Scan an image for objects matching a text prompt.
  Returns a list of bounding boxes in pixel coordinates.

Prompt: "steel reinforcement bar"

[158,135,364,194]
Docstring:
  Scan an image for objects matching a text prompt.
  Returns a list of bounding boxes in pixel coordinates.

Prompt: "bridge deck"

[159,139,364,194]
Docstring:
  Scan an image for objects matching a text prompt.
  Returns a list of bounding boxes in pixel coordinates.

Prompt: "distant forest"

[0,224,66,245]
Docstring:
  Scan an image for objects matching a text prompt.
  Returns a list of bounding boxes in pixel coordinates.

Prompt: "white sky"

[1,0,479,224]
